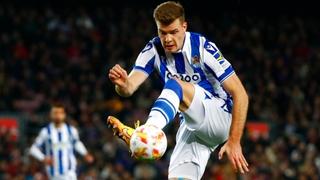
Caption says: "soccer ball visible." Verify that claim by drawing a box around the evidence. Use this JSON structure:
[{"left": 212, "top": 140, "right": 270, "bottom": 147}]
[{"left": 129, "top": 124, "right": 167, "bottom": 160}]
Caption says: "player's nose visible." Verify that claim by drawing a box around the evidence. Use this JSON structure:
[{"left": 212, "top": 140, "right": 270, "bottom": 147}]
[{"left": 164, "top": 35, "right": 172, "bottom": 43}]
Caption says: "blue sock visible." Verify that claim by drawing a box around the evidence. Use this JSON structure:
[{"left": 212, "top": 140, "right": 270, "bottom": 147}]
[{"left": 146, "top": 79, "right": 183, "bottom": 129}]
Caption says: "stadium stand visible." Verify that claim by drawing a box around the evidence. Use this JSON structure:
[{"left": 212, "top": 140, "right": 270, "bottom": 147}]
[{"left": 0, "top": 2, "right": 319, "bottom": 179}]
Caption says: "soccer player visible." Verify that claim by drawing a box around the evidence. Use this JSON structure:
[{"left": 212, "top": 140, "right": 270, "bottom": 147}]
[
  {"left": 108, "top": 1, "right": 249, "bottom": 179},
  {"left": 29, "top": 104, "right": 94, "bottom": 180}
]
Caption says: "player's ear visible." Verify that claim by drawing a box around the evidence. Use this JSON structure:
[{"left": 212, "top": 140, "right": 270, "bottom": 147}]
[{"left": 182, "top": 21, "right": 187, "bottom": 31}]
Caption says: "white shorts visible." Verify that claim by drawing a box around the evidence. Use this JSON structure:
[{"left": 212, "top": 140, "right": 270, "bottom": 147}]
[
  {"left": 49, "top": 171, "right": 77, "bottom": 180},
  {"left": 168, "top": 85, "right": 232, "bottom": 180}
]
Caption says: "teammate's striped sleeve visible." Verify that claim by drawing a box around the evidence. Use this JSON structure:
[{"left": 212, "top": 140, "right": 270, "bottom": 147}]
[
  {"left": 29, "top": 128, "right": 47, "bottom": 161},
  {"left": 71, "top": 127, "right": 88, "bottom": 156},
  {"left": 202, "top": 40, "right": 235, "bottom": 83},
  {"left": 133, "top": 41, "right": 156, "bottom": 76}
]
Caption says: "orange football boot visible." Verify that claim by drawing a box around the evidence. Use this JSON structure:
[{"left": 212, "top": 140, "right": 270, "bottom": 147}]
[{"left": 107, "top": 116, "right": 140, "bottom": 145}]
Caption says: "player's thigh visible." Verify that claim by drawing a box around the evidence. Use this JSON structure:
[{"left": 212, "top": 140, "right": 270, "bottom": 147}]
[
  {"left": 169, "top": 162, "right": 201, "bottom": 180},
  {"left": 174, "top": 79, "right": 195, "bottom": 111},
  {"left": 195, "top": 95, "right": 232, "bottom": 147},
  {"left": 181, "top": 85, "right": 208, "bottom": 130},
  {"left": 168, "top": 123, "right": 212, "bottom": 180}
]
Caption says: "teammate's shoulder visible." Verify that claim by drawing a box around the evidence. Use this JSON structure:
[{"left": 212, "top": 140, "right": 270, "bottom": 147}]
[
  {"left": 39, "top": 123, "right": 51, "bottom": 135},
  {"left": 42, "top": 123, "right": 52, "bottom": 130},
  {"left": 65, "top": 123, "right": 77, "bottom": 131}
]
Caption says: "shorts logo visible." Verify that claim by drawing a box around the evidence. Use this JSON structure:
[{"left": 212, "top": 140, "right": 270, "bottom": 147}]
[{"left": 166, "top": 71, "right": 201, "bottom": 83}]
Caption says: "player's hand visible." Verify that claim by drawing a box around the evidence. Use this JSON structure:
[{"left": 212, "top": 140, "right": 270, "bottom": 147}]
[
  {"left": 108, "top": 64, "right": 128, "bottom": 89},
  {"left": 43, "top": 156, "right": 53, "bottom": 166},
  {"left": 84, "top": 153, "right": 94, "bottom": 164},
  {"left": 218, "top": 140, "right": 249, "bottom": 174}
]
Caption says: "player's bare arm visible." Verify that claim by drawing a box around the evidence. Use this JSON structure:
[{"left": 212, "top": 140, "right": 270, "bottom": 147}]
[
  {"left": 84, "top": 153, "right": 94, "bottom": 163},
  {"left": 42, "top": 156, "right": 54, "bottom": 166},
  {"left": 108, "top": 64, "right": 148, "bottom": 97},
  {"left": 218, "top": 73, "right": 249, "bottom": 174}
]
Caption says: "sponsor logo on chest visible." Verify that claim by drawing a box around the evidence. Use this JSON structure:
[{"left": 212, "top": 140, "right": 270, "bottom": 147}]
[{"left": 166, "top": 71, "right": 201, "bottom": 83}]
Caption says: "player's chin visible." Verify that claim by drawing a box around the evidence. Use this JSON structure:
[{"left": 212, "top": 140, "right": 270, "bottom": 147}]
[{"left": 165, "top": 46, "right": 178, "bottom": 53}]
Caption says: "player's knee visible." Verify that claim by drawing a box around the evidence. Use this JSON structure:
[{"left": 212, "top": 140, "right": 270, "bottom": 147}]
[{"left": 164, "top": 79, "right": 183, "bottom": 101}]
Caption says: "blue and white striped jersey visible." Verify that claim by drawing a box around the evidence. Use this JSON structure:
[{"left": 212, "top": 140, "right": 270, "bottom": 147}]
[
  {"left": 30, "top": 123, "right": 88, "bottom": 178},
  {"left": 133, "top": 32, "right": 234, "bottom": 102}
]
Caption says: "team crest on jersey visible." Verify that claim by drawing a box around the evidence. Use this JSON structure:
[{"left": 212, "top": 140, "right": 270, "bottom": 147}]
[{"left": 192, "top": 55, "right": 201, "bottom": 68}]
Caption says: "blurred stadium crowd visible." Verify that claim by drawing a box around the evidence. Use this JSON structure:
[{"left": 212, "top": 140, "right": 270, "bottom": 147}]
[{"left": 0, "top": 2, "right": 320, "bottom": 180}]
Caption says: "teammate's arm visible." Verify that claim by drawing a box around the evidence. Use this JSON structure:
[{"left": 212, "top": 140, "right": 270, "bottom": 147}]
[
  {"left": 109, "top": 64, "right": 148, "bottom": 97},
  {"left": 72, "top": 128, "right": 94, "bottom": 163},
  {"left": 29, "top": 129, "right": 53, "bottom": 165},
  {"left": 218, "top": 74, "right": 249, "bottom": 174}
]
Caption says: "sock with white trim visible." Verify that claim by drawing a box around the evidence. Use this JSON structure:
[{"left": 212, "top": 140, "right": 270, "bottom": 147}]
[{"left": 145, "top": 79, "right": 183, "bottom": 129}]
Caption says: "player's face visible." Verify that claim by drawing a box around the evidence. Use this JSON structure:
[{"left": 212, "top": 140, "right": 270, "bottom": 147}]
[
  {"left": 50, "top": 107, "right": 66, "bottom": 124},
  {"left": 157, "top": 18, "right": 187, "bottom": 53}
]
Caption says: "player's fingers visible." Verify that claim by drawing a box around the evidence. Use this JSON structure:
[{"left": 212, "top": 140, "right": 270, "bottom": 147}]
[
  {"left": 109, "top": 68, "right": 118, "bottom": 75},
  {"left": 240, "top": 160, "right": 249, "bottom": 173},
  {"left": 235, "top": 155, "right": 248, "bottom": 174},
  {"left": 240, "top": 155, "right": 249, "bottom": 172},
  {"left": 241, "top": 154, "right": 249, "bottom": 167},
  {"left": 109, "top": 73, "right": 119, "bottom": 81},
  {"left": 119, "top": 67, "right": 127, "bottom": 77},
  {"left": 115, "top": 64, "right": 128, "bottom": 77},
  {"left": 235, "top": 157, "right": 245, "bottom": 174},
  {"left": 230, "top": 157, "right": 237, "bottom": 172},
  {"left": 115, "top": 64, "right": 123, "bottom": 70},
  {"left": 114, "top": 64, "right": 125, "bottom": 73},
  {"left": 112, "top": 66, "right": 124, "bottom": 77},
  {"left": 242, "top": 162, "right": 249, "bottom": 173},
  {"left": 109, "top": 69, "right": 121, "bottom": 78},
  {"left": 109, "top": 73, "right": 118, "bottom": 80},
  {"left": 218, "top": 147, "right": 225, "bottom": 160}
]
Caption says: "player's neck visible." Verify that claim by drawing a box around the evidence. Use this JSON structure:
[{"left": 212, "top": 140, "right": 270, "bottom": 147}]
[
  {"left": 175, "top": 33, "right": 186, "bottom": 53},
  {"left": 181, "top": 33, "right": 186, "bottom": 50},
  {"left": 53, "top": 122, "right": 64, "bottom": 128}
]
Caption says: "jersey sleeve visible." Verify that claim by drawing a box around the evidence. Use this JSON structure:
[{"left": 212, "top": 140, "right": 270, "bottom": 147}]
[
  {"left": 29, "top": 128, "right": 47, "bottom": 161},
  {"left": 71, "top": 127, "right": 88, "bottom": 156},
  {"left": 33, "top": 128, "right": 47, "bottom": 147},
  {"left": 133, "top": 41, "right": 156, "bottom": 76},
  {"left": 202, "top": 40, "right": 235, "bottom": 83}
]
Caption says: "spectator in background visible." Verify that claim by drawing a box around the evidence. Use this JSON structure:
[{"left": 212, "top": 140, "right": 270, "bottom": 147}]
[{"left": 0, "top": 3, "right": 319, "bottom": 179}]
